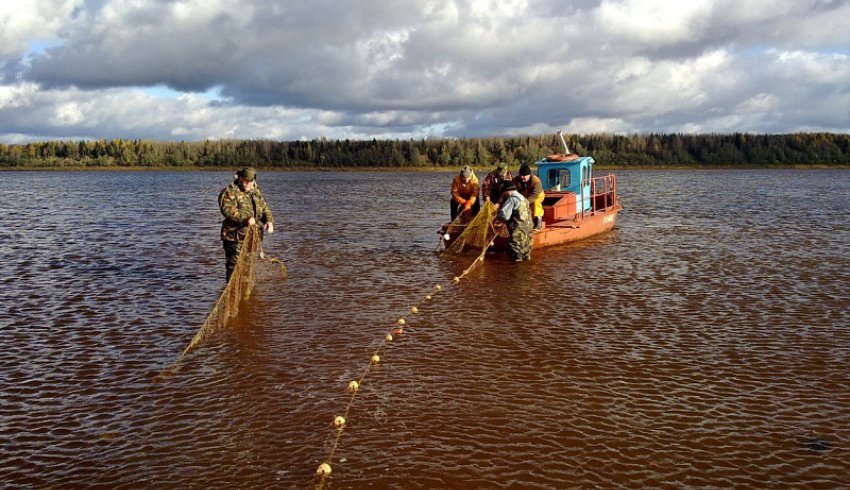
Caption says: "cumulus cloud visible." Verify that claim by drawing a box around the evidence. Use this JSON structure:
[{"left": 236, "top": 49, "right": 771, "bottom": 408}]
[
  {"left": 0, "top": 0, "right": 81, "bottom": 58},
  {"left": 1, "top": 0, "right": 849, "bottom": 142}
]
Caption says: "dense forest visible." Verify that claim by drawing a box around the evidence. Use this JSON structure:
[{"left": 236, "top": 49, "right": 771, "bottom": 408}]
[{"left": 1, "top": 132, "right": 848, "bottom": 169}]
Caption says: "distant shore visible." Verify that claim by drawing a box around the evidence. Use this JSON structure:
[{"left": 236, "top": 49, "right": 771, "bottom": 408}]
[
  {"left": 2, "top": 163, "right": 848, "bottom": 172},
  {"left": 4, "top": 133, "right": 848, "bottom": 170}
]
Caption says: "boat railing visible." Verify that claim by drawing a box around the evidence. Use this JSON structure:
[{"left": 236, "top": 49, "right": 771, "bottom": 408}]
[{"left": 585, "top": 174, "right": 618, "bottom": 215}]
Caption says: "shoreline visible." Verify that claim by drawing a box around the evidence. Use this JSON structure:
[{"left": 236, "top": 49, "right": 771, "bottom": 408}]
[{"left": 1, "top": 163, "right": 848, "bottom": 172}]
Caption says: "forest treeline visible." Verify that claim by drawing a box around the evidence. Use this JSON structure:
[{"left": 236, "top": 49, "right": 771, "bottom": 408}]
[{"left": 1, "top": 132, "right": 848, "bottom": 169}]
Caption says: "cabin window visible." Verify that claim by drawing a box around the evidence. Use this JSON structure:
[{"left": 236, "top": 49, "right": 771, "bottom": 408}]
[{"left": 548, "top": 169, "right": 571, "bottom": 189}]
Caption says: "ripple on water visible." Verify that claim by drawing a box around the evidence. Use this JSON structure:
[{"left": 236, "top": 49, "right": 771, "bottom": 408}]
[{"left": 0, "top": 169, "right": 848, "bottom": 488}]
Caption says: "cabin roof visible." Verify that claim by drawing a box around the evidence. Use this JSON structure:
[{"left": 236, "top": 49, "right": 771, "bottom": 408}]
[{"left": 534, "top": 156, "right": 595, "bottom": 170}]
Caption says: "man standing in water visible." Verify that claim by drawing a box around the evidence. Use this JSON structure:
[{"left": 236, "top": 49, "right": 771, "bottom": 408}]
[
  {"left": 218, "top": 167, "right": 274, "bottom": 282},
  {"left": 497, "top": 181, "right": 533, "bottom": 262}
]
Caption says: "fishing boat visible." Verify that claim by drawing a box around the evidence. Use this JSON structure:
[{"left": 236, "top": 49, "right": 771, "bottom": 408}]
[{"left": 440, "top": 131, "right": 621, "bottom": 253}]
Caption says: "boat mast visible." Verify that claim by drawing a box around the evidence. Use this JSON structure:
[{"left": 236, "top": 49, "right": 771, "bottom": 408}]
[{"left": 557, "top": 129, "right": 570, "bottom": 155}]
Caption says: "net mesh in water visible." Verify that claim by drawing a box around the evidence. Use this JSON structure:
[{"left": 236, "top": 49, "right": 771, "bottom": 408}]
[
  {"left": 444, "top": 201, "right": 500, "bottom": 254},
  {"left": 181, "top": 225, "right": 263, "bottom": 356},
  {"left": 155, "top": 226, "right": 286, "bottom": 378}
]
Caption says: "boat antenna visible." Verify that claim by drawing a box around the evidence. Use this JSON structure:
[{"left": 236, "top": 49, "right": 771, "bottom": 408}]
[{"left": 557, "top": 129, "right": 570, "bottom": 155}]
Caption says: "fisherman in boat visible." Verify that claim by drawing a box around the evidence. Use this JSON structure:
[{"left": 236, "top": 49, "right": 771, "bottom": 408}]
[
  {"left": 481, "top": 162, "right": 513, "bottom": 209},
  {"left": 514, "top": 164, "right": 545, "bottom": 231},
  {"left": 218, "top": 166, "right": 275, "bottom": 282},
  {"left": 496, "top": 181, "right": 533, "bottom": 262},
  {"left": 450, "top": 165, "right": 480, "bottom": 220}
]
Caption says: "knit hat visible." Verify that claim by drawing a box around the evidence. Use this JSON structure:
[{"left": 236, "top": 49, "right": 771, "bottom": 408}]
[
  {"left": 238, "top": 166, "right": 257, "bottom": 181},
  {"left": 502, "top": 181, "right": 517, "bottom": 192},
  {"left": 519, "top": 164, "right": 532, "bottom": 176}
]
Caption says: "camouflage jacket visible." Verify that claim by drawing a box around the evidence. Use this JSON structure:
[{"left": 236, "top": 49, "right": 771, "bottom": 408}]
[
  {"left": 498, "top": 191, "right": 532, "bottom": 231},
  {"left": 481, "top": 170, "right": 514, "bottom": 203},
  {"left": 218, "top": 179, "right": 274, "bottom": 242}
]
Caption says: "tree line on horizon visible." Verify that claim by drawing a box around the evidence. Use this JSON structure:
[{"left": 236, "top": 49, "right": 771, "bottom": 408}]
[{"left": 1, "top": 132, "right": 848, "bottom": 168}]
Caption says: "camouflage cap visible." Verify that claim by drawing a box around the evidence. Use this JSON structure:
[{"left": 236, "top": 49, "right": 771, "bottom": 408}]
[{"left": 238, "top": 166, "right": 257, "bottom": 181}]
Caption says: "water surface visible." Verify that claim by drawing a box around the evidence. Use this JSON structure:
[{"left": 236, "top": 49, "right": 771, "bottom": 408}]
[{"left": 1, "top": 169, "right": 848, "bottom": 488}]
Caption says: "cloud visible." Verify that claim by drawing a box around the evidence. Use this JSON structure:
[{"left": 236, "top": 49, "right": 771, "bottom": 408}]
[
  {"left": 0, "top": 0, "right": 80, "bottom": 58},
  {"left": 594, "top": 0, "right": 715, "bottom": 48},
  {"left": 1, "top": 0, "right": 849, "bottom": 143}
]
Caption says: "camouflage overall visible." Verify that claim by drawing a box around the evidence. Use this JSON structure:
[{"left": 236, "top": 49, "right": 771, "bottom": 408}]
[
  {"left": 219, "top": 179, "right": 274, "bottom": 281},
  {"left": 507, "top": 198, "right": 533, "bottom": 261}
]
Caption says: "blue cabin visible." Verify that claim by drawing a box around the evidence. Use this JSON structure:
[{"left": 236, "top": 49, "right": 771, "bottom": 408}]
[{"left": 534, "top": 156, "right": 594, "bottom": 213}]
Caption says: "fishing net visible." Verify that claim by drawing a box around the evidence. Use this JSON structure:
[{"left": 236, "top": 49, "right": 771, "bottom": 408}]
[
  {"left": 443, "top": 201, "right": 501, "bottom": 254},
  {"left": 179, "top": 225, "right": 285, "bottom": 357}
]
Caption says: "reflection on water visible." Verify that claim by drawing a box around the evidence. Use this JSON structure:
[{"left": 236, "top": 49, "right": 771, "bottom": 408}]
[{"left": 1, "top": 169, "right": 848, "bottom": 488}]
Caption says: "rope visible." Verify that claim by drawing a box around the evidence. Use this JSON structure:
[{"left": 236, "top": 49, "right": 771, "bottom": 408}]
[{"left": 314, "top": 240, "right": 493, "bottom": 488}]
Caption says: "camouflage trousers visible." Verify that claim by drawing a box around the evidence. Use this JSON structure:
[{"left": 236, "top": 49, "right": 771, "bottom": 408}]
[
  {"left": 508, "top": 222, "right": 533, "bottom": 261},
  {"left": 223, "top": 240, "right": 242, "bottom": 282}
]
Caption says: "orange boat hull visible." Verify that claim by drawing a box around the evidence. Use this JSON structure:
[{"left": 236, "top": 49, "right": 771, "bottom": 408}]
[
  {"left": 482, "top": 206, "right": 620, "bottom": 252},
  {"left": 440, "top": 206, "right": 621, "bottom": 252},
  {"left": 533, "top": 206, "right": 620, "bottom": 248}
]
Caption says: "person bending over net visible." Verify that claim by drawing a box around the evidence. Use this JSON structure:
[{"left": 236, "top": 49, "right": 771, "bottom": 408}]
[
  {"left": 450, "top": 165, "right": 480, "bottom": 220},
  {"left": 481, "top": 162, "right": 513, "bottom": 210},
  {"left": 497, "top": 181, "right": 533, "bottom": 262}
]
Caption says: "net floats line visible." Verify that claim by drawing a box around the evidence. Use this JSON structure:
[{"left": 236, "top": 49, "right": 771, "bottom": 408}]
[{"left": 314, "top": 241, "right": 493, "bottom": 489}]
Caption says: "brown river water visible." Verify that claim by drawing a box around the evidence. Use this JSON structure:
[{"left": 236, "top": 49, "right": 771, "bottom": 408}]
[{"left": 1, "top": 169, "right": 848, "bottom": 489}]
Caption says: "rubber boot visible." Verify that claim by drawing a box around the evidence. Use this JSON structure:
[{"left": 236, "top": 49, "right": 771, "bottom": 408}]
[{"left": 533, "top": 216, "right": 543, "bottom": 231}]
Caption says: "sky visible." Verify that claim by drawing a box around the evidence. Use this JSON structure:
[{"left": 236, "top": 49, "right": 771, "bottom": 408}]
[{"left": 1, "top": 0, "right": 849, "bottom": 144}]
